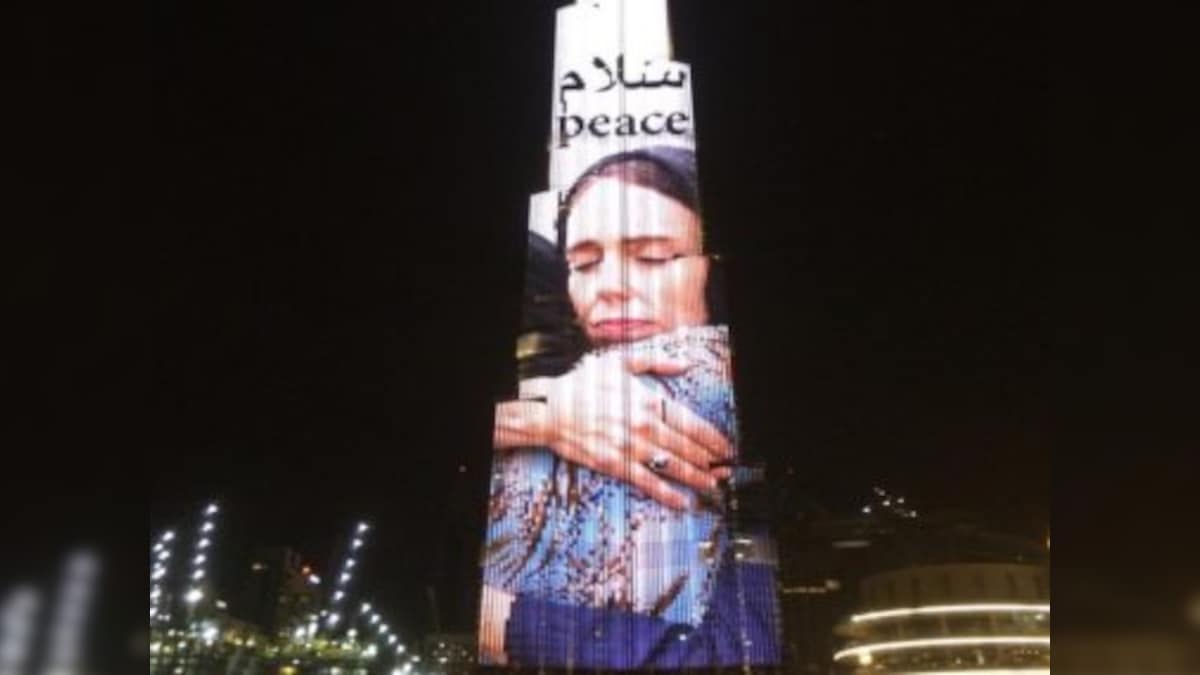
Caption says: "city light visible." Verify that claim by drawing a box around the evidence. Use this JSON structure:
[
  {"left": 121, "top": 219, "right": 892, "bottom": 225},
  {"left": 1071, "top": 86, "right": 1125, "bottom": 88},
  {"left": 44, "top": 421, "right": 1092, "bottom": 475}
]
[
  {"left": 150, "top": 502, "right": 416, "bottom": 675},
  {"left": 150, "top": 529, "right": 178, "bottom": 626},
  {"left": 833, "top": 636, "right": 1051, "bottom": 662},
  {"left": 849, "top": 603, "right": 1052, "bottom": 623}
]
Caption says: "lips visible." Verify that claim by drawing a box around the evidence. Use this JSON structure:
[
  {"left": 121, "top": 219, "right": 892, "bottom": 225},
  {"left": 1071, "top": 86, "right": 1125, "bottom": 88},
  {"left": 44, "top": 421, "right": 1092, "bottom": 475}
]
[{"left": 589, "top": 319, "right": 659, "bottom": 341}]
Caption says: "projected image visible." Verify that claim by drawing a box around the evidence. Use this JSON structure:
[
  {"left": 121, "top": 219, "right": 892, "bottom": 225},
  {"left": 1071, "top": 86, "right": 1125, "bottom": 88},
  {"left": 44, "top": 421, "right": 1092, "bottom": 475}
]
[{"left": 479, "top": 147, "right": 780, "bottom": 669}]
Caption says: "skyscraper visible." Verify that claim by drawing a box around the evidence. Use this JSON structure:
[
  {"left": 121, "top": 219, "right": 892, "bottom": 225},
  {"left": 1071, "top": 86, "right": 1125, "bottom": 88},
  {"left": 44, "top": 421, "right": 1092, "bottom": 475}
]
[{"left": 477, "top": 1, "right": 782, "bottom": 669}]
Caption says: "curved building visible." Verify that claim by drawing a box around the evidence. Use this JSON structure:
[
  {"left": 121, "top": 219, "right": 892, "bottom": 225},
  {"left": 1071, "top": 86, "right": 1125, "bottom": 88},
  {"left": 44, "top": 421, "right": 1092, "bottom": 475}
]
[{"left": 834, "top": 563, "right": 1049, "bottom": 674}]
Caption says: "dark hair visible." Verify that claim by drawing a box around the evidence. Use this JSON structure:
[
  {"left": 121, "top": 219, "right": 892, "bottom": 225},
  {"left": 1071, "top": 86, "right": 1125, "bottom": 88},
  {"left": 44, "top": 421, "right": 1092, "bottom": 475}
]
[
  {"left": 518, "top": 231, "right": 587, "bottom": 378},
  {"left": 554, "top": 147, "right": 728, "bottom": 325}
]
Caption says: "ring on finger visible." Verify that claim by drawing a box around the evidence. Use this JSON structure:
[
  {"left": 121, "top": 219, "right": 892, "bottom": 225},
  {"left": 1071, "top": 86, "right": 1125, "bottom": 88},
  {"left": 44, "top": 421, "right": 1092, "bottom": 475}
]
[{"left": 646, "top": 452, "right": 670, "bottom": 473}]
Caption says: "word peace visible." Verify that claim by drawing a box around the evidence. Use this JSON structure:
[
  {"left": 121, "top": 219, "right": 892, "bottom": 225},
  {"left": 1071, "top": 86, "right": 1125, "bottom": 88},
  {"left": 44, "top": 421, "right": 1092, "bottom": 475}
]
[{"left": 556, "top": 111, "right": 691, "bottom": 148}]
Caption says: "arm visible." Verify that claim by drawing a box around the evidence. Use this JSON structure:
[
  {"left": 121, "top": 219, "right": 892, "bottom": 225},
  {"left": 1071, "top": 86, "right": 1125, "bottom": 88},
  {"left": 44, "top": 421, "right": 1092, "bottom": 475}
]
[
  {"left": 491, "top": 354, "right": 733, "bottom": 509},
  {"left": 493, "top": 399, "right": 551, "bottom": 450}
]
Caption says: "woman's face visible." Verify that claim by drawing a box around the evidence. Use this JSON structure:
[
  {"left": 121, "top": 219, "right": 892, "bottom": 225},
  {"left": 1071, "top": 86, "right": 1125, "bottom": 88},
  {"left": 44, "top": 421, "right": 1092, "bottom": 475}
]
[{"left": 564, "top": 177, "right": 709, "bottom": 345}]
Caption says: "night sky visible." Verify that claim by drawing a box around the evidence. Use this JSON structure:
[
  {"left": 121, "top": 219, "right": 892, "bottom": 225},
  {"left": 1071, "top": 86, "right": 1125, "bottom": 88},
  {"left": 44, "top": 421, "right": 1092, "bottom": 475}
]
[{"left": 140, "top": 0, "right": 1052, "bottom": 639}]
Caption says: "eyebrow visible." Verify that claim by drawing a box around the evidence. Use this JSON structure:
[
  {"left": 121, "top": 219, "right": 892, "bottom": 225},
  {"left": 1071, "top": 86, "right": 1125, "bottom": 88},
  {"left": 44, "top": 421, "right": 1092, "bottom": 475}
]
[{"left": 566, "top": 236, "right": 676, "bottom": 255}]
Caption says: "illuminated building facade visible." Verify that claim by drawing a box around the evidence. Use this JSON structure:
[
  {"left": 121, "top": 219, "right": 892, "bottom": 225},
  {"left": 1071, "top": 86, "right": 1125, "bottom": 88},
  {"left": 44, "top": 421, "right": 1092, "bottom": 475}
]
[{"left": 477, "top": 0, "right": 782, "bottom": 669}]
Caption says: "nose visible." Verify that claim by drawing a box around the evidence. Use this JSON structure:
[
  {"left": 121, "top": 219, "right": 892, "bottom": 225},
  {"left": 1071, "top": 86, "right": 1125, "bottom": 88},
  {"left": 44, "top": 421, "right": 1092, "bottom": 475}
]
[{"left": 593, "top": 254, "right": 629, "bottom": 302}]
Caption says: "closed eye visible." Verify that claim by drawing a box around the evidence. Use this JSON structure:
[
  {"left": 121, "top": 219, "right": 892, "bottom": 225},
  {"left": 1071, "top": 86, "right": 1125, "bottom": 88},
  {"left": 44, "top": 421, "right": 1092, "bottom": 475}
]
[{"left": 637, "top": 253, "right": 684, "bottom": 265}]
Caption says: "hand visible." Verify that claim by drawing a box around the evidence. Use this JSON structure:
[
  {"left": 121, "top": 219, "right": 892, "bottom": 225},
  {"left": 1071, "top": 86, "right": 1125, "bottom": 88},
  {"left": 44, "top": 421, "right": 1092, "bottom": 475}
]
[
  {"left": 479, "top": 585, "right": 515, "bottom": 665},
  {"left": 534, "top": 350, "right": 734, "bottom": 509}
]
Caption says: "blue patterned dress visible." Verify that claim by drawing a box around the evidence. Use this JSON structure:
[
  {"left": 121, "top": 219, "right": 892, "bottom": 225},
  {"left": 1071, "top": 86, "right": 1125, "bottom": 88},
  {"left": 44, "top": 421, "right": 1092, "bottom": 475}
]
[{"left": 484, "top": 325, "right": 737, "bottom": 628}]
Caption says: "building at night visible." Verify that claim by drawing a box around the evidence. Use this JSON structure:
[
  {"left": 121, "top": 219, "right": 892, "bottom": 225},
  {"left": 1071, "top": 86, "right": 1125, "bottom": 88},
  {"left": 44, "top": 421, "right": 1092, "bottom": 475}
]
[
  {"left": 477, "top": 0, "right": 783, "bottom": 669},
  {"left": 771, "top": 486, "right": 1049, "bottom": 674},
  {"left": 833, "top": 563, "right": 1049, "bottom": 673},
  {"left": 238, "top": 546, "right": 322, "bottom": 638}
]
